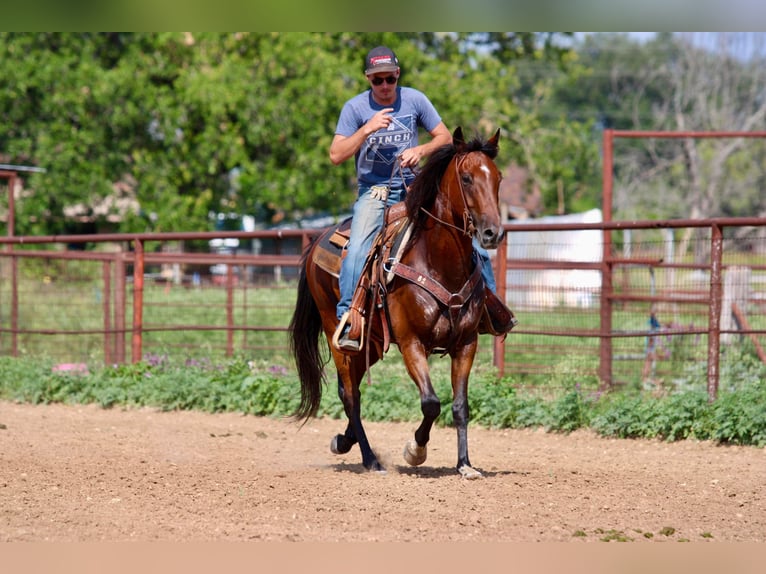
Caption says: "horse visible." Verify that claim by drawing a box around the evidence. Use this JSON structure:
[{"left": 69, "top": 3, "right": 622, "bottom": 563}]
[{"left": 289, "top": 127, "right": 503, "bottom": 478}]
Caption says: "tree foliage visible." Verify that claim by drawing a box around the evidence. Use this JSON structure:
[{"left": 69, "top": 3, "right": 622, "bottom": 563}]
[
  {"left": 12, "top": 33, "right": 765, "bottom": 238},
  {"left": 564, "top": 32, "right": 766, "bottom": 226},
  {"left": 1, "top": 32, "right": 599, "bottom": 236}
]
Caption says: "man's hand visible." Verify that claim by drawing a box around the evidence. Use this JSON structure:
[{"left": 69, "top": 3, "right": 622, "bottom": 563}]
[
  {"left": 365, "top": 108, "right": 394, "bottom": 135},
  {"left": 398, "top": 146, "right": 424, "bottom": 168}
]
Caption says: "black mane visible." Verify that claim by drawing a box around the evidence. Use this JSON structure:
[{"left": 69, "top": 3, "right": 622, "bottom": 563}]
[{"left": 404, "top": 132, "right": 499, "bottom": 229}]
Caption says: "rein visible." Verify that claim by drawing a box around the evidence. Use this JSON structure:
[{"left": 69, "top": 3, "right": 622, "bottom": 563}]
[{"left": 386, "top": 158, "right": 416, "bottom": 197}]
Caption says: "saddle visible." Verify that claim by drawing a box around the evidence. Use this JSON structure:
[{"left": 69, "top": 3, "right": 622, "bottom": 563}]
[
  {"left": 312, "top": 202, "right": 410, "bottom": 279},
  {"left": 313, "top": 202, "right": 410, "bottom": 355}
]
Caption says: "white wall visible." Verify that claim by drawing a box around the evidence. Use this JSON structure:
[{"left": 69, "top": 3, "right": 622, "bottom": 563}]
[{"left": 505, "top": 209, "right": 603, "bottom": 308}]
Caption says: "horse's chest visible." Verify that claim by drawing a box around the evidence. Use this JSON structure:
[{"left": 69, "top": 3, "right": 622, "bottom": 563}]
[{"left": 401, "top": 284, "right": 481, "bottom": 342}]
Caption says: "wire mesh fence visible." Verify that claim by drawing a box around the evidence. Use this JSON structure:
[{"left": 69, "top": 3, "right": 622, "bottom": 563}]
[
  {"left": 0, "top": 218, "right": 765, "bottom": 400},
  {"left": 498, "top": 219, "right": 766, "bottom": 397}
]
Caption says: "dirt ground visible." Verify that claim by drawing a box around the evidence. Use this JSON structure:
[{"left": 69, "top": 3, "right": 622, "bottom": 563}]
[{"left": 1, "top": 400, "right": 764, "bottom": 543}]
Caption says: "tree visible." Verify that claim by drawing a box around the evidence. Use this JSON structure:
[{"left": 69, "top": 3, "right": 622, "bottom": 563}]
[
  {"left": 568, "top": 33, "right": 766, "bottom": 225},
  {"left": 0, "top": 32, "right": 596, "bottom": 236},
  {"left": 580, "top": 33, "right": 766, "bottom": 259}
]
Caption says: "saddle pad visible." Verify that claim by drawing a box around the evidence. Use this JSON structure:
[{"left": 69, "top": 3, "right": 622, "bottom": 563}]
[{"left": 312, "top": 218, "right": 351, "bottom": 278}]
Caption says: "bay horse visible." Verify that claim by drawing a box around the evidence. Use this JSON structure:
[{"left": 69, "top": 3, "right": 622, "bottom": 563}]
[{"left": 289, "top": 127, "right": 503, "bottom": 478}]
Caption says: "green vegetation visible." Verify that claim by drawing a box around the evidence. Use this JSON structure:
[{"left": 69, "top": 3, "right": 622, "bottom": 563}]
[
  {"left": 3, "top": 33, "right": 764, "bottom": 238},
  {"left": 1, "top": 340, "right": 764, "bottom": 446},
  {"left": 2, "top": 268, "right": 765, "bottom": 448},
  {"left": 0, "top": 32, "right": 596, "bottom": 236}
]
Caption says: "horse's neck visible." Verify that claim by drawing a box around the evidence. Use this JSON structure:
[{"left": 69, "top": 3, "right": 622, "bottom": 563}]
[
  {"left": 433, "top": 183, "right": 473, "bottom": 250},
  {"left": 415, "top": 203, "right": 475, "bottom": 284}
]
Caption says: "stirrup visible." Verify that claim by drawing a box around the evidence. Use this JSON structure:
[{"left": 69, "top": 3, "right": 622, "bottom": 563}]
[{"left": 332, "top": 311, "right": 364, "bottom": 353}]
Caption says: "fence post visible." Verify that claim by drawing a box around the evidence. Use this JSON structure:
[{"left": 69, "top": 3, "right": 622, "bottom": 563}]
[
  {"left": 10, "top": 252, "right": 17, "bottom": 357},
  {"left": 4, "top": 171, "right": 18, "bottom": 357},
  {"left": 493, "top": 232, "right": 508, "bottom": 377},
  {"left": 103, "top": 260, "right": 112, "bottom": 365},
  {"left": 226, "top": 264, "right": 235, "bottom": 357},
  {"left": 114, "top": 252, "right": 126, "bottom": 364},
  {"left": 707, "top": 223, "right": 723, "bottom": 402},
  {"left": 131, "top": 238, "right": 144, "bottom": 363},
  {"left": 599, "top": 129, "right": 614, "bottom": 387}
]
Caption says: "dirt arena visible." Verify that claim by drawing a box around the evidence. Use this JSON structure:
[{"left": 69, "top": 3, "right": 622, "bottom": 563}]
[{"left": 1, "top": 400, "right": 764, "bottom": 542}]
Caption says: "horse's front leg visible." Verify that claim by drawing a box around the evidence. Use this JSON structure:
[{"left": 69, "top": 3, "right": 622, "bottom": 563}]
[
  {"left": 400, "top": 343, "right": 441, "bottom": 467},
  {"left": 451, "top": 339, "right": 483, "bottom": 479}
]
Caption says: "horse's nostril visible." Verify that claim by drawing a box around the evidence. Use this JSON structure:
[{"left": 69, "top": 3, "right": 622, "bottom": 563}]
[{"left": 479, "top": 226, "right": 503, "bottom": 249}]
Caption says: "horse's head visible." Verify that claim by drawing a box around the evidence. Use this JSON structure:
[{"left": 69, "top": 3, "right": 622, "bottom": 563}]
[{"left": 450, "top": 127, "right": 504, "bottom": 250}]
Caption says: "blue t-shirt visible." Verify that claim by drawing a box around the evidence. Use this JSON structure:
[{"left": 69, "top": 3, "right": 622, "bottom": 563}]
[{"left": 334, "top": 86, "right": 443, "bottom": 189}]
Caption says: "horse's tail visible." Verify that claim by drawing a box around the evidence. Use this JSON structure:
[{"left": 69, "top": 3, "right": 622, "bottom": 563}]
[{"left": 289, "top": 248, "right": 326, "bottom": 422}]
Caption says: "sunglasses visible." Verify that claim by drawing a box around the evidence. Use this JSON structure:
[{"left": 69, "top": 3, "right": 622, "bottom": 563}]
[{"left": 370, "top": 75, "right": 397, "bottom": 86}]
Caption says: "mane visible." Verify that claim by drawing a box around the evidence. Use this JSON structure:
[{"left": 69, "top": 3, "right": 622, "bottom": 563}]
[{"left": 404, "top": 133, "right": 499, "bottom": 229}]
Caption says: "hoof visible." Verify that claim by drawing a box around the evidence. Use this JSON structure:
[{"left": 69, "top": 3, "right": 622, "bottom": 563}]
[
  {"left": 330, "top": 434, "right": 354, "bottom": 454},
  {"left": 403, "top": 439, "right": 427, "bottom": 466},
  {"left": 458, "top": 465, "right": 483, "bottom": 480},
  {"left": 368, "top": 462, "right": 387, "bottom": 475}
]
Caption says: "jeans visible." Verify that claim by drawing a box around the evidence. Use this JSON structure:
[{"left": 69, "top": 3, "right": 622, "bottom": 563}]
[
  {"left": 337, "top": 185, "right": 405, "bottom": 319},
  {"left": 336, "top": 186, "right": 499, "bottom": 319},
  {"left": 474, "top": 240, "right": 497, "bottom": 293}
]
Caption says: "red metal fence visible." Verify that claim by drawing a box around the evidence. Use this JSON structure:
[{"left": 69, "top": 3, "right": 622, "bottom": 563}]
[
  {"left": 0, "top": 217, "right": 765, "bottom": 402},
  {"left": 2, "top": 130, "right": 765, "bottom": 401},
  {"left": 494, "top": 217, "right": 766, "bottom": 401},
  {"left": 0, "top": 229, "right": 311, "bottom": 366}
]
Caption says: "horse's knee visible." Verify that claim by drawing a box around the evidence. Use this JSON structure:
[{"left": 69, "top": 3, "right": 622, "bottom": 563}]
[{"left": 421, "top": 395, "right": 441, "bottom": 420}]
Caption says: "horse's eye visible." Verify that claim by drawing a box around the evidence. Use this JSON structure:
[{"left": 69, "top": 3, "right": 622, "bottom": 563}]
[{"left": 461, "top": 173, "right": 473, "bottom": 185}]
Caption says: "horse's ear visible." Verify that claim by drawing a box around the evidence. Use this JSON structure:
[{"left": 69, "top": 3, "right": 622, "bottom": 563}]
[
  {"left": 488, "top": 128, "right": 500, "bottom": 149},
  {"left": 452, "top": 126, "right": 465, "bottom": 148}
]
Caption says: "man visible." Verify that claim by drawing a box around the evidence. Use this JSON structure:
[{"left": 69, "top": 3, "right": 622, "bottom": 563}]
[{"left": 330, "top": 45, "right": 514, "bottom": 352}]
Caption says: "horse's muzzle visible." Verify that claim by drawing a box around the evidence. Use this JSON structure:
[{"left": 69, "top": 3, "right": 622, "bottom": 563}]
[{"left": 476, "top": 224, "right": 504, "bottom": 250}]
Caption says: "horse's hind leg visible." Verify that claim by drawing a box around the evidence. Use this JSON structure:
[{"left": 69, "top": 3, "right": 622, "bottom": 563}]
[
  {"left": 334, "top": 368, "right": 384, "bottom": 472},
  {"left": 330, "top": 374, "right": 357, "bottom": 454}
]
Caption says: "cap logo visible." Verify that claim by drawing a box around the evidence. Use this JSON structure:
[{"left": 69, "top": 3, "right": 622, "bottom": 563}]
[{"left": 370, "top": 55, "right": 394, "bottom": 67}]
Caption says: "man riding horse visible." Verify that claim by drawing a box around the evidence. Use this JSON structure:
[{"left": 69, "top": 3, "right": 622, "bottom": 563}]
[{"left": 328, "top": 45, "right": 516, "bottom": 353}]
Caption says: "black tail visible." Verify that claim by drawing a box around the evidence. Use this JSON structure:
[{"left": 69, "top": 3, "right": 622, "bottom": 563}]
[{"left": 288, "top": 248, "right": 326, "bottom": 421}]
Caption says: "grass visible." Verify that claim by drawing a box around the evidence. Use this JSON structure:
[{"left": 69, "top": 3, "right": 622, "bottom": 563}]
[
  {"left": 1, "top": 263, "right": 766, "bottom": 447},
  {"left": 0, "top": 343, "right": 765, "bottom": 446}
]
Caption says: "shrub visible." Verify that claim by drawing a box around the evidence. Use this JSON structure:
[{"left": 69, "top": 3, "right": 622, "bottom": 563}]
[{"left": 0, "top": 354, "right": 765, "bottom": 448}]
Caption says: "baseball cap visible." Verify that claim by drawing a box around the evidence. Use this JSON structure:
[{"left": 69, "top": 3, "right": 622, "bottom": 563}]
[{"left": 364, "top": 46, "right": 400, "bottom": 75}]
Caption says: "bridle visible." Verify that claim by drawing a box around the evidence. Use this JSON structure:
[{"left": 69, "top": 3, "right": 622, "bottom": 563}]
[{"left": 418, "top": 153, "right": 478, "bottom": 239}]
